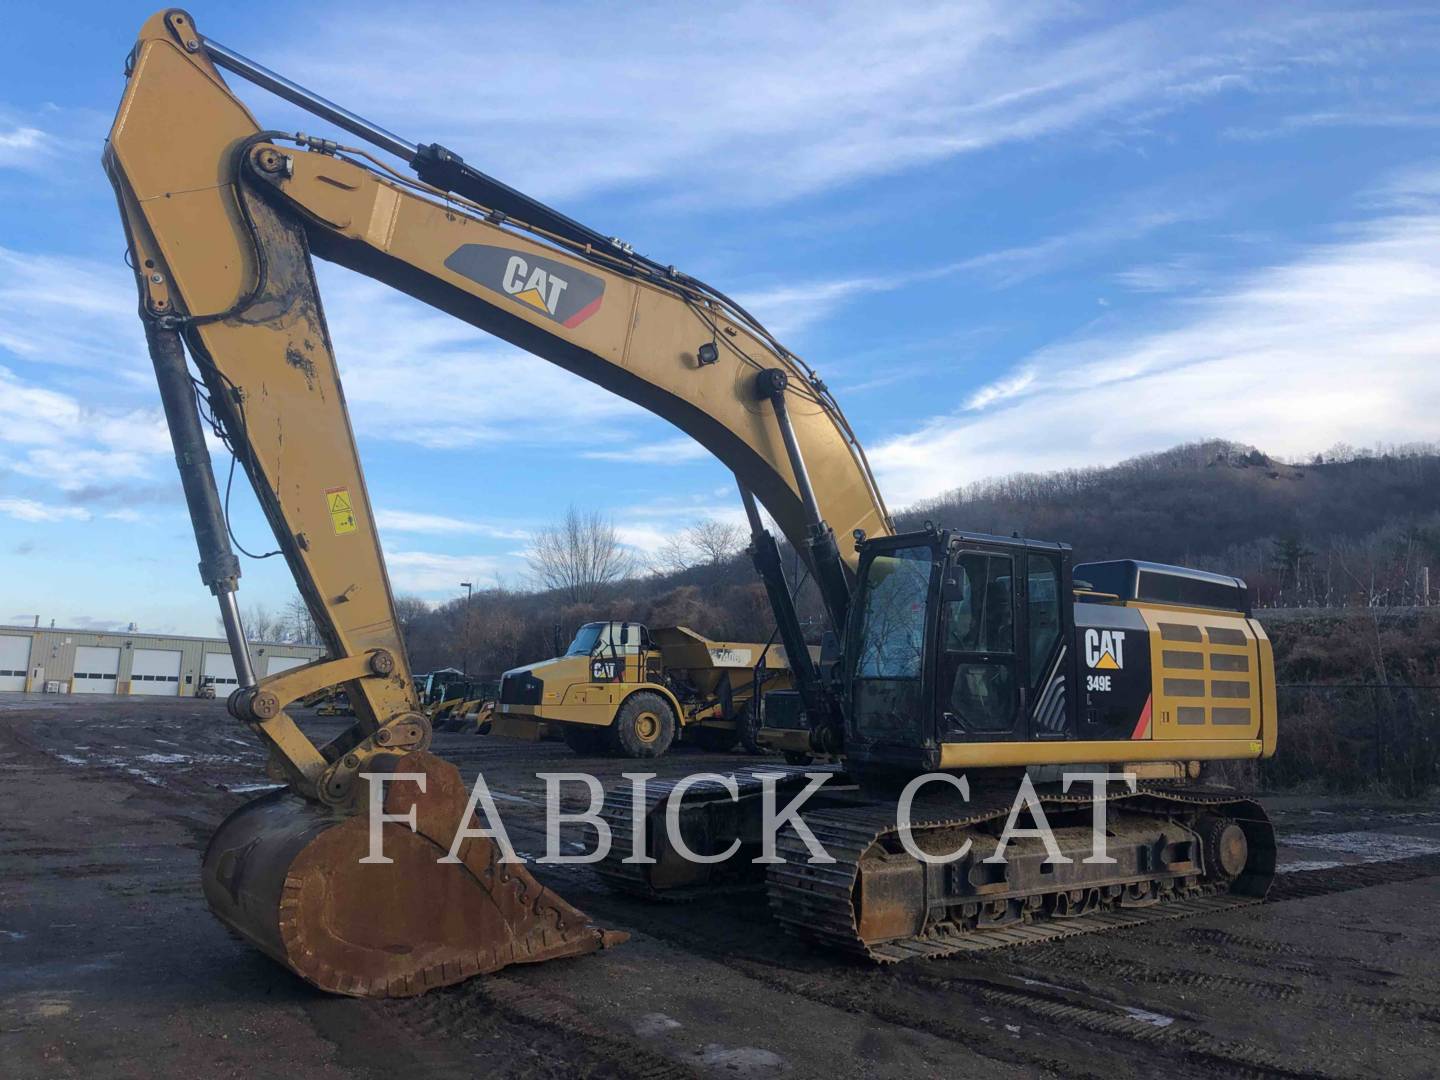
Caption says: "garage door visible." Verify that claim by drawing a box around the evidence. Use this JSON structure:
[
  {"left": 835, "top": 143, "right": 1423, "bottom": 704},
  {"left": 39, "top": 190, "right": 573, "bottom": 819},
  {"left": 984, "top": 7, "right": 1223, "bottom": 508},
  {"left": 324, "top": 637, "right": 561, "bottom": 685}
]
[
  {"left": 202, "top": 652, "right": 240, "bottom": 692},
  {"left": 73, "top": 645, "right": 121, "bottom": 694},
  {"left": 131, "top": 648, "right": 182, "bottom": 697},
  {"left": 0, "top": 635, "right": 31, "bottom": 692},
  {"left": 266, "top": 655, "right": 309, "bottom": 677}
]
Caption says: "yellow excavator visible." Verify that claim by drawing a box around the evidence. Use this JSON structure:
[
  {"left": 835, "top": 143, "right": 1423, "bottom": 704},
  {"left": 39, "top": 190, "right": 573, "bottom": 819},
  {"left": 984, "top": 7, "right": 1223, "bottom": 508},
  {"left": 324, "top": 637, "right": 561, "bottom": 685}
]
[{"left": 105, "top": 11, "right": 1277, "bottom": 996}]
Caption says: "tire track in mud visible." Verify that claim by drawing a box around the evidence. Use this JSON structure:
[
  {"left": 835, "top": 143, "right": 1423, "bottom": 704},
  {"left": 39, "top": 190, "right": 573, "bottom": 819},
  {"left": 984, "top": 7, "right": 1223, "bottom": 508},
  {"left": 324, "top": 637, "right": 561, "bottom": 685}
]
[
  {"left": 378, "top": 975, "right": 704, "bottom": 1080},
  {"left": 562, "top": 845, "right": 1440, "bottom": 1080},
  {"left": 571, "top": 891, "right": 1168, "bottom": 1080}
]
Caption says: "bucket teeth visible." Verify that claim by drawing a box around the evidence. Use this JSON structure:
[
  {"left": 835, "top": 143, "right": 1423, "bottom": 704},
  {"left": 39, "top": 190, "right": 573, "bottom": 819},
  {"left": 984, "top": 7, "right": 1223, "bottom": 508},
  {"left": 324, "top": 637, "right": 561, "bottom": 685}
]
[{"left": 202, "top": 750, "right": 624, "bottom": 997}]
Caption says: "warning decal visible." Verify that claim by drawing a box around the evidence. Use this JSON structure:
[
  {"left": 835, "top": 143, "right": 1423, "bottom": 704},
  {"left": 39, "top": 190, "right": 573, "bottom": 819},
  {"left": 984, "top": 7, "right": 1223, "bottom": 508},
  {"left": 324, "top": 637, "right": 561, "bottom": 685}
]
[{"left": 326, "top": 487, "right": 356, "bottom": 535}]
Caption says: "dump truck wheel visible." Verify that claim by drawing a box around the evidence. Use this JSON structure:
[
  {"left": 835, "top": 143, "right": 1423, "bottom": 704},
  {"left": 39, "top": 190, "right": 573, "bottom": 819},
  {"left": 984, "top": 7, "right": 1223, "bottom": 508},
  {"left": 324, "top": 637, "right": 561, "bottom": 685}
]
[
  {"left": 611, "top": 692, "right": 676, "bottom": 758},
  {"left": 562, "top": 723, "right": 610, "bottom": 756}
]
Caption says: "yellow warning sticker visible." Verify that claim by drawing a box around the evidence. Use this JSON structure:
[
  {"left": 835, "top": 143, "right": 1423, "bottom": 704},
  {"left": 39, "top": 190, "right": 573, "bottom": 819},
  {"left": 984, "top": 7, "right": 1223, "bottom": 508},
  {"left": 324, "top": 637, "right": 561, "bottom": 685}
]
[{"left": 326, "top": 488, "right": 356, "bottom": 535}]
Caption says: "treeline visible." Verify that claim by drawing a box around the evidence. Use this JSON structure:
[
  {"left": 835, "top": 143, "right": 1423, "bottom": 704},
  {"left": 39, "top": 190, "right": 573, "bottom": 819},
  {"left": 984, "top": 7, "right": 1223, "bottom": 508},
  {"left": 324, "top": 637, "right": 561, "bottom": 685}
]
[
  {"left": 267, "top": 439, "right": 1440, "bottom": 683},
  {"left": 1235, "top": 608, "right": 1440, "bottom": 798},
  {"left": 902, "top": 439, "right": 1440, "bottom": 610}
]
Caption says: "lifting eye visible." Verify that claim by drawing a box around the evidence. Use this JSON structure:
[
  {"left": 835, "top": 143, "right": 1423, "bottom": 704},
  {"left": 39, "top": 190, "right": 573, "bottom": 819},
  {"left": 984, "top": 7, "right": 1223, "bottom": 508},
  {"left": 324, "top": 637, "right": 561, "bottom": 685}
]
[{"left": 696, "top": 342, "right": 719, "bottom": 366}]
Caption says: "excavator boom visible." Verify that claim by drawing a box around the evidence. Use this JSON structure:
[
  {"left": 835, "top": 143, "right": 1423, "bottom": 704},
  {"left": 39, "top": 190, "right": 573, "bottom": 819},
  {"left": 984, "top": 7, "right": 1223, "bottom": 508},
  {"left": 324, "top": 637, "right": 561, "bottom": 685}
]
[{"left": 104, "top": 10, "right": 890, "bottom": 995}]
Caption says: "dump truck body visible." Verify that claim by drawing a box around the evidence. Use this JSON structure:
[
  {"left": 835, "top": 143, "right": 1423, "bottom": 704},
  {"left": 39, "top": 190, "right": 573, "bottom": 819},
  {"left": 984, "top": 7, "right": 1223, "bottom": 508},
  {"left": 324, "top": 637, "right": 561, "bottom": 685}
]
[{"left": 498, "top": 623, "right": 799, "bottom": 755}]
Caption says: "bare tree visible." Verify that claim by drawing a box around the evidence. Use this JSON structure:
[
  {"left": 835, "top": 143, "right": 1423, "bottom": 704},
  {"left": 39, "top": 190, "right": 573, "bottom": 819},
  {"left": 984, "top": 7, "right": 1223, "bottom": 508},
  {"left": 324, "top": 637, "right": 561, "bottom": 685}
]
[
  {"left": 648, "top": 518, "right": 745, "bottom": 576},
  {"left": 527, "top": 506, "right": 633, "bottom": 603},
  {"left": 279, "top": 596, "right": 324, "bottom": 646},
  {"left": 688, "top": 518, "right": 745, "bottom": 566},
  {"left": 240, "top": 603, "right": 283, "bottom": 643},
  {"left": 650, "top": 532, "right": 695, "bottom": 577}
]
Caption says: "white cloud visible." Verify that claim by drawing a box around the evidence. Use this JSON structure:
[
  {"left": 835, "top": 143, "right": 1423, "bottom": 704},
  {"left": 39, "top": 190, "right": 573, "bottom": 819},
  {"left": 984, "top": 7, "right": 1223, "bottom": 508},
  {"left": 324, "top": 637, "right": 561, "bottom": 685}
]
[
  {"left": 0, "top": 246, "right": 142, "bottom": 372},
  {"left": 581, "top": 438, "right": 710, "bottom": 465},
  {"left": 317, "top": 269, "right": 648, "bottom": 449},
  {"left": 737, "top": 199, "right": 1208, "bottom": 337},
  {"left": 1224, "top": 110, "right": 1440, "bottom": 143},
  {"left": 0, "top": 366, "right": 168, "bottom": 492},
  {"left": 871, "top": 169, "right": 1440, "bottom": 505},
  {"left": 0, "top": 125, "right": 50, "bottom": 169},
  {"left": 264, "top": 4, "right": 1373, "bottom": 205},
  {"left": 382, "top": 549, "right": 509, "bottom": 594},
  {"left": 375, "top": 508, "right": 529, "bottom": 539},
  {"left": 0, "top": 497, "right": 89, "bottom": 523},
  {"left": 965, "top": 369, "right": 1036, "bottom": 411}
]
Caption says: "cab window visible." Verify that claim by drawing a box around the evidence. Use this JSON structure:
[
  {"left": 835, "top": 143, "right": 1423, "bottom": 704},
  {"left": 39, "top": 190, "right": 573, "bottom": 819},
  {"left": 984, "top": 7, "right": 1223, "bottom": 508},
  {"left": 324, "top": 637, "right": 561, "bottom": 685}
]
[
  {"left": 940, "top": 552, "right": 1017, "bottom": 736},
  {"left": 1027, "top": 554, "right": 1061, "bottom": 683},
  {"left": 852, "top": 546, "right": 934, "bottom": 742}
]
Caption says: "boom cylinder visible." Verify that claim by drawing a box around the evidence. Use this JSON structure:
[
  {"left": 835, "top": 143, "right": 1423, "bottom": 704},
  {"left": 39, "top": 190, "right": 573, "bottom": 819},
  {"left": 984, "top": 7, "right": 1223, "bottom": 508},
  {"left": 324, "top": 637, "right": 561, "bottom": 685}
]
[
  {"left": 143, "top": 320, "right": 256, "bottom": 688},
  {"left": 756, "top": 369, "right": 851, "bottom": 634}
]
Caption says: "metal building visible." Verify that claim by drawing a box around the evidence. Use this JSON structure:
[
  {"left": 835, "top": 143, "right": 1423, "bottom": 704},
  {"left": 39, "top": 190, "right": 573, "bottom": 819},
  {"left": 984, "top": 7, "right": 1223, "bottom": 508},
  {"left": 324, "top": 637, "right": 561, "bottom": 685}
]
[{"left": 0, "top": 624, "right": 323, "bottom": 697}]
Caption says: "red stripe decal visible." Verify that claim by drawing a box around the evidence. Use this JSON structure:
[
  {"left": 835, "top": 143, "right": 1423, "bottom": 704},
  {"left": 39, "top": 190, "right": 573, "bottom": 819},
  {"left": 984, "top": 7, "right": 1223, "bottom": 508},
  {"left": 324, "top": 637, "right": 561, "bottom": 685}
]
[
  {"left": 563, "top": 295, "right": 603, "bottom": 328},
  {"left": 1130, "top": 695, "right": 1153, "bottom": 740}
]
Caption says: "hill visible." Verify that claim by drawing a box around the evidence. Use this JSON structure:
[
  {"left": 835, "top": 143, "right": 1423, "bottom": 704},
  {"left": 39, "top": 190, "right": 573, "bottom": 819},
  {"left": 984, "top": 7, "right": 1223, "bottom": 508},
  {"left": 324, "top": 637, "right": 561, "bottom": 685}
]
[
  {"left": 902, "top": 440, "right": 1440, "bottom": 608},
  {"left": 396, "top": 440, "right": 1440, "bottom": 677}
]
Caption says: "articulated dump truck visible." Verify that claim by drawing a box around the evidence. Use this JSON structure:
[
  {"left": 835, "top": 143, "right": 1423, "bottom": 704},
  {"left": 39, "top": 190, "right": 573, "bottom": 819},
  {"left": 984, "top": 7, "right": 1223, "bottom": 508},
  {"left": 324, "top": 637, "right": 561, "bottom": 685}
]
[{"left": 498, "top": 622, "right": 807, "bottom": 757}]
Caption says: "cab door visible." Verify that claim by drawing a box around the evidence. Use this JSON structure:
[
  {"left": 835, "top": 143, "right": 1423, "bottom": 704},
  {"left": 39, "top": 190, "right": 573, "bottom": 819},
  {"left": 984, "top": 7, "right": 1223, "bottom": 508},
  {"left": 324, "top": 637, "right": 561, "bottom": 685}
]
[
  {"left": 1023, "top": 548, "right": 1072, "bottom": 739},
  {"left": 937, "top": 547, "right": 1023, "bottom": 741},
  {"left": 592, "top": 622, "right": 644, "bottom": 683}
]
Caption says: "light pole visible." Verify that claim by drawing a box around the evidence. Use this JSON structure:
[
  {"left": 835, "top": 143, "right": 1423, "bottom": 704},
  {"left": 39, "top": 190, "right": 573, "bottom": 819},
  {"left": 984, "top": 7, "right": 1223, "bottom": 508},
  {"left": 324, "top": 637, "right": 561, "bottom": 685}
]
[{"left": 459, "top": 582, "right": 473, "bottom": 676}]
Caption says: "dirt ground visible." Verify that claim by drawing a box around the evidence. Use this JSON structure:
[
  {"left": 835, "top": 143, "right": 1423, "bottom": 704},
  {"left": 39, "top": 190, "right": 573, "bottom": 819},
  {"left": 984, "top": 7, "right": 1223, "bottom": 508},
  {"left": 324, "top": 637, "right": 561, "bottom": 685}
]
[{"left": 3, "top": 694, "right": 1439, "bottom": 1079}]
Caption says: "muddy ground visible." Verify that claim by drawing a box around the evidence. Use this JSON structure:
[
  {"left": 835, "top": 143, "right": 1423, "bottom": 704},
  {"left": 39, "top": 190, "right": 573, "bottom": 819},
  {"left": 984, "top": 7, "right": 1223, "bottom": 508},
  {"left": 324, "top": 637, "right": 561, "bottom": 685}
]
[{"left": 2, "top": 694, "right": 1439, "bottom": 1079}]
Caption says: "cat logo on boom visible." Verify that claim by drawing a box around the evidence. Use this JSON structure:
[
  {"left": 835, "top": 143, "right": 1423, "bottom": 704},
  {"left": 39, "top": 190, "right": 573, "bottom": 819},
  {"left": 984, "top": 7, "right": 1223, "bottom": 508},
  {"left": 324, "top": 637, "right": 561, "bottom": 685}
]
[{"left": 443, "top": 244, "right": 606, "bottom": 328}]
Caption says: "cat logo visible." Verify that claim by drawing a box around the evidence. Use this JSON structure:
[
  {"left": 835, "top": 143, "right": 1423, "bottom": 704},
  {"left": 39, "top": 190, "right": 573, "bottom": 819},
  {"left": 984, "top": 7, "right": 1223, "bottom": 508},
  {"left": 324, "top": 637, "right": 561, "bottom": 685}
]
[
  {"left": 1084, "top": 628, "right": 1125, "bottom": 670},
  {"left": 502, "top": 255, "right": 568, "bottom": 315},
  {"left": 444, "top": 244, "right": 605, "bottom": 328}
]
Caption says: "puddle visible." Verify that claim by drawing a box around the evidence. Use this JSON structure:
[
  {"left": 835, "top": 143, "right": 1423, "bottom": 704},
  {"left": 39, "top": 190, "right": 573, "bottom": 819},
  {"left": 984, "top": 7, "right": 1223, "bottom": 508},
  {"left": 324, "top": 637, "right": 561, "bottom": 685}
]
[
  {"left": 1282, "top": 831, "right": 1440, "bottom": 863},
  {"left": 1122, "top": 1007, "right": 1174, "bottom": 1028},
  {"left": 690, "top": 1044, "right": 785, "bottom": 1076},
  {"left": 227, "top": 783, "right": 283, "bottom": 794},
  {"left": 1018, "top": 976, "right": 1174, "bottom": 1029},
  {"left": 633, "top": 1012, "right": 682, "bottom": 1038},
  {"left": 1277, "top": 858, "right": 1343, "bottom": 873}
]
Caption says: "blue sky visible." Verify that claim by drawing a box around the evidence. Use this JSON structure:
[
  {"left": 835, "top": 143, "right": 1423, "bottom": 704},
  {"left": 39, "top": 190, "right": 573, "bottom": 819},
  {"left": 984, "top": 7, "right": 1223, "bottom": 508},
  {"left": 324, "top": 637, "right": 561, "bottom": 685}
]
[{"left": 2, "top": 2, "right": 1438, "bottom": 635}]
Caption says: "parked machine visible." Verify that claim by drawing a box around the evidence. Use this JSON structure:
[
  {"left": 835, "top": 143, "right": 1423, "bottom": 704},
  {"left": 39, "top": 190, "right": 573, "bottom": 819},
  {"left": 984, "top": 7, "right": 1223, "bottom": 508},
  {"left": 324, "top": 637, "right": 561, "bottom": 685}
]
[
  {"left": 498, "top": 622, "right": 802, "bottom": 756},
  {"left": 105, "top": 11, "right": 1277, "bottom": 998}
]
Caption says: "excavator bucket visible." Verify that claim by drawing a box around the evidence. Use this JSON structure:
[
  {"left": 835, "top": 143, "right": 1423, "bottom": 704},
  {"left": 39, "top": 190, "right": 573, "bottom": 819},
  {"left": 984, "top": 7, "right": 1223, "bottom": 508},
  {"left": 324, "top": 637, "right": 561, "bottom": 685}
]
[{"left": 202, "top": 750, "right": 624, "bottom": 996}]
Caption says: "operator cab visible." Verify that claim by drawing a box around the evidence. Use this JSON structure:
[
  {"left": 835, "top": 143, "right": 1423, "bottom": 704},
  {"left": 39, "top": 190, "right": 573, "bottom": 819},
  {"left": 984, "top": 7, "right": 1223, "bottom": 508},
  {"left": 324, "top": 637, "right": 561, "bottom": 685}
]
[
  {"left": 565, "top": 621, "right": 654, "bottom": 682},
  {"left": 845, "top": 528, "right": 1074, "bottom": 771},
  {"left": 566, "top": 621, "right": 652, "bottom": 656}
]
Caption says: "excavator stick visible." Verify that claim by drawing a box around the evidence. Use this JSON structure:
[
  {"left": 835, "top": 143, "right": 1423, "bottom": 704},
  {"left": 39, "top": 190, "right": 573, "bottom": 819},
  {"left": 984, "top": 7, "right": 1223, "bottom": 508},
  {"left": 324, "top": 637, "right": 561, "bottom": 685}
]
[
  {"left": 203, "top": 750, "right": 624, "bottom": 996},
  {"left": 103, "top": 11, "right": 637, "bottom": 996}
]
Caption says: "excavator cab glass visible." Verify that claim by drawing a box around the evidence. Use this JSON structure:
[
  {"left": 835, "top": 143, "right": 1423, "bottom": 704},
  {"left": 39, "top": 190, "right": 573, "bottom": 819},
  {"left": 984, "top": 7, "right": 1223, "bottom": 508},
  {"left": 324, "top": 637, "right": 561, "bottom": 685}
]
[
  {"left": 849, "top": 541, "right": 939, "bottom": 747},
  {"left": 939, "top": 552, "right": 1019, "bottom": 736},
  {"left": 846, "top": 532, "right": 1076, "bottom": 764}
]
